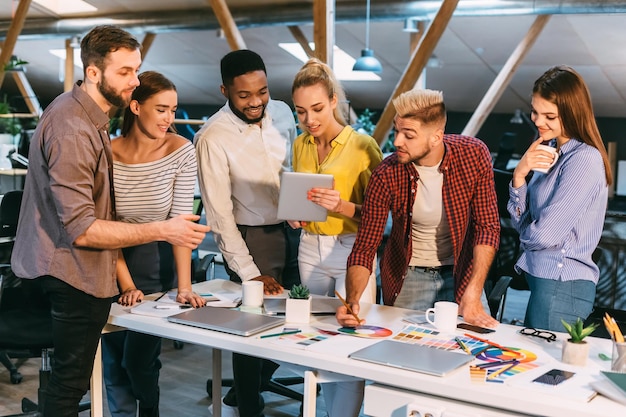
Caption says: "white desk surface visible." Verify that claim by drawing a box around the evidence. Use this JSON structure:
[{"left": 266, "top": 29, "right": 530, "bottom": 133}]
[{"left": 105, "top": 280, "right": 625, "bottom": 417}]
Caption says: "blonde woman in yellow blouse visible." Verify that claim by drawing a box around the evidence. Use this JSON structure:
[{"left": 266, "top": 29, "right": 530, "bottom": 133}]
[{"left": 289, "top": 58, "right": 382, "bottom": 417}]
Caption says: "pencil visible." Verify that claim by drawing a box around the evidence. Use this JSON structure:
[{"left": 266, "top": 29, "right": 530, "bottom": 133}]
[
  {"left": 486, "top": 361, "right": 518, "bottom": 380},
  {"left": 463, "top": 333, "right": 522, "bottom": 357},
  {"left": 334, "top": 291, "right": 362, "bottom": 323}
]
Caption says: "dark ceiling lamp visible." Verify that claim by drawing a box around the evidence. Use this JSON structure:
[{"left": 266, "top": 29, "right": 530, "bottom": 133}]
[{"left": 353, "top": 0, "right": 382, "bottom": 73}]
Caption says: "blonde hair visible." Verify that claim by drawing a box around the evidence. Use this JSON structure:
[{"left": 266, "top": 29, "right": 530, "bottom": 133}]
[
  {"left": 392, "top": 88, "right": 446, "bottom": 127},
  {"left": 292, "top": 58, "right": 348, "bottom": 125}
]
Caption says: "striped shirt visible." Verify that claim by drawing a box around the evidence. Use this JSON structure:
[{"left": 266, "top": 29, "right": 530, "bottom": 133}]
[
  {"left": 347, "top": 135, "right": 500, "bottom": 305},
  {"left": 113, "top": 140, "right": 197, "bottom": 223},
  {"left": 507, "top": 138, "right": 608, "bottom": 283}
]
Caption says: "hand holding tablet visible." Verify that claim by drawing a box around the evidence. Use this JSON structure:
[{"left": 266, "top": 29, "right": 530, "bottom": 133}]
[{"left": 277, "top": 172, "right": 334, "bottom": 222}]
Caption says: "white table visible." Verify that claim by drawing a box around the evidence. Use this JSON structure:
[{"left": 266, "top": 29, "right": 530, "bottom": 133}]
[{"left": 94, "top": 280, "right": 626, "bottom": 417}]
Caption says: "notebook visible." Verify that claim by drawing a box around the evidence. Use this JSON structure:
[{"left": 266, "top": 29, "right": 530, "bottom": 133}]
[
  {"left": 167, "top": 306, "right": 284, "bottom": 337},
  {"left": 348, "top": 339, "right": 474, "bottom": 377},
  {"left": 277, "top": 172, "right": 334, "bottom": 221},
  {"left": 264, "top": 296, "right": 342, "bottom": 315}
]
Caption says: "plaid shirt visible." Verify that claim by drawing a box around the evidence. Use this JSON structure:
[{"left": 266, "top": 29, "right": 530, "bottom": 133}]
[{"left": 347, "top": 134, "right": 500, "bottom": 305}]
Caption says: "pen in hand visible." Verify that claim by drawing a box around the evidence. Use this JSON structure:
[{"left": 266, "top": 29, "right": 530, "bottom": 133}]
[{"left": 334, "top": 290, "right": 362, "bottom": 324}]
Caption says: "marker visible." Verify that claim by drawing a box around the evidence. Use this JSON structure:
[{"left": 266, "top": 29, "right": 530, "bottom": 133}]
[
  {"left": 476, "top": 359, "right": 519, "bottom": 369},
  {"left": 334, "top": 291, "right": 362, "bottom": 323},
  {"left": 260, "top": 330, "right": 301, "bottom": 339},
  {"left": 455, "top": 337, "right": 472, "bottom": 355},
  {"left": 154, "top": 304, "right": 193, "bottom": 310}
]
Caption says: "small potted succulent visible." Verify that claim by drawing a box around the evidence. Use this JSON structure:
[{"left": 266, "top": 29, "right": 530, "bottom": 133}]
[
  {"left": 285, "top": 284, "right": 312, "bottom": 323},
  {"left": 561, "top": 317, "right": 599, "bottom": 366}
]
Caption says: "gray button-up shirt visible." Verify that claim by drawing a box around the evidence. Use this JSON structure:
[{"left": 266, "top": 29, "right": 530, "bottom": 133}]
[{"left": 11, "top": 82, "right": 118, "bottom": 298}]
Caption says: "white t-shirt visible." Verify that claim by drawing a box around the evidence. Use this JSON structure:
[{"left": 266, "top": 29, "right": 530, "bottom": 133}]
[{"left": 410, "top": 161, "right": 454, "bottom": 267}]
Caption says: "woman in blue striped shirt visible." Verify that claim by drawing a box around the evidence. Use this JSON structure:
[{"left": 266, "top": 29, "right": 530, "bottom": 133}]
[{"left": 508, "top": 65, "right": 612, "bottom": 332}]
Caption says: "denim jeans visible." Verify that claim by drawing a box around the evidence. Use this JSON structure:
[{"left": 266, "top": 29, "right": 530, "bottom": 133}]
[
  {"left": 394, "top": 266, "right": 454, "bottom": 310},
  {"left": 38, "top": 275, "right": 112, "bottom": 417},
  {"left": 102, "top": 330, "right": 162, "bottom": 417},
  {"left": 523, "top": 273, "right": 596, "bottom": 332}
]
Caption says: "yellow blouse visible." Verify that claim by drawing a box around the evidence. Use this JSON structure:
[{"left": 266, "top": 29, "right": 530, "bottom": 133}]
[{"left": 292, "top": 125, "right": 382, "bottom": 235}]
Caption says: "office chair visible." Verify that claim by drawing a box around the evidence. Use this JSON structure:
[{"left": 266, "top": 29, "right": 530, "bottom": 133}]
[
  {"left": 0, "top": 190, "right": 27, "bottom": 384},
  {"left": 0, "top": 190, "right": 90, "bottom": 416},
  {"left": 0, "top": 270, "right": 55, "bottom": 416}
]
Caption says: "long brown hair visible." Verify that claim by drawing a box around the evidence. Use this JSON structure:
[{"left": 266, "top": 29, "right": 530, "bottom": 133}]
[{"left": 533, "top": 65, "right": 612, "bottom": 185}]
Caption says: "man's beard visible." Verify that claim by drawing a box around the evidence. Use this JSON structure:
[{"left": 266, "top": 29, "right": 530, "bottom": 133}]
[
  {"left": 228, "top": 100, "right": 265, "bottom": 124},
  {"left": 99, "top": 76, "right": 131, "bottom": 109}
]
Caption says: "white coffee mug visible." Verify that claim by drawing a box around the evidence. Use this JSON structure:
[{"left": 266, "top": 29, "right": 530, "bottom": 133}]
[
  {"left": 425, "top": 301, "right": 459, "bottom": 332},
  {"left": 241, "top": 280, "right": 264, "bottom": 307},
  {"left": 532, "top": 144, "right": 559, "bottom": 174}
]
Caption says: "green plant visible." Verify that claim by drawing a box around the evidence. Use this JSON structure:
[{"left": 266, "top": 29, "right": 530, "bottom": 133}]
[
  {"left": 0, "top": 95, "right": 22, "bottom": 136},
  {"left": 561, "top": 317, "right": 599, "bottom": 343},
  {"left": 288, "top": 284, "right": 310, "bottom": 299}
]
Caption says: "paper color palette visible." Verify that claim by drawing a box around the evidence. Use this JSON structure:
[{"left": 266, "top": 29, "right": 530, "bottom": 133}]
[
  {"left": 281, "top": 331, "right": 332, "bottom": 347},
  {"left": 393, "top": 325, "right": 489, "bottom": 352},
  {"left": 338, "top": 325, "right": 393, "bottom": 338}
]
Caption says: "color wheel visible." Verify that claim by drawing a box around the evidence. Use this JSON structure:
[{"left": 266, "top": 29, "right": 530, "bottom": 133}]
[
  {"left": 338, "top": 325, "right": 392, "bottom": 338},
  {"left": 476, "top": 346, "right": 537, "bottom": 363}
]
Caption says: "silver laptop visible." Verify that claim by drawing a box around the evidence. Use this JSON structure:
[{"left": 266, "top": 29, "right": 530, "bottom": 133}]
[
  {"left": 167, "top": 307, "right": 284, "bottom": 337},
  {"left": 277, "top": 172, "right": 334, "bottom": 221},
  {"left": 348, "top": 340, "right": 474, "bottom": 377},
  {"left": 264, "top": 297, "right": 342, "bottom": 315}
]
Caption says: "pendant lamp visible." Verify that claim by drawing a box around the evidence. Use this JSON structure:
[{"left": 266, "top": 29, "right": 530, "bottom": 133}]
[{"left": 353, "top": 0, "right": 382, "bottom": 73}]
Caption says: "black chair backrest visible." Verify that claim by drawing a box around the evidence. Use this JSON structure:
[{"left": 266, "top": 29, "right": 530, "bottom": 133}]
[{"left": 0, "top": 190, "right": 23, "bottom": 238}]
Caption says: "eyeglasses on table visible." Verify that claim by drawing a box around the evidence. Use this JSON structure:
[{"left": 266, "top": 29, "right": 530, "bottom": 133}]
[{"left": 519, "top": 327, "right": 557, "bottom": 342}]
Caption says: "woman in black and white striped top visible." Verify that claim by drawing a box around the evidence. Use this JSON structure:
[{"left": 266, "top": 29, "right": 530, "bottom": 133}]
[{"left": 102, "top": 71, "right": 206, "bottom": 417}]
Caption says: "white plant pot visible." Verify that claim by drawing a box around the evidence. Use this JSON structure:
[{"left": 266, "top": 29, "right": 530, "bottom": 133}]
[
  {"left": 561, "top": 339, "right": 589, "bottom": 366},
  {"left": 285, "top": 296, "right": 312, "bottom": 323}
]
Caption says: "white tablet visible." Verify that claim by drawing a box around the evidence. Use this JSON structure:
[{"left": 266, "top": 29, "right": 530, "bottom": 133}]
[{"left": 277, "top": 172, "right": 334, "bottom": 222}]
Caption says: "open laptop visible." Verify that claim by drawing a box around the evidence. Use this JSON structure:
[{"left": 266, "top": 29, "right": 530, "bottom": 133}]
[
  {"left": 348, "top": 339, "right": 474, "bottom": 377},
  {"left": 167, "top": 307, "right": 284, "bottom": 337},
  {"left": 277, "top": 172, "right": 334, "bottom": 221},
  {"left": 264, "top": 296, "right": 342, "bottom": 316}
]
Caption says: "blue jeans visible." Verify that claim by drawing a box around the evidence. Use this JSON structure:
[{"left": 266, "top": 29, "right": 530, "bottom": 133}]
[
  {"left": 38, "top": 276, "right": 112, "bottom": 417},
  {"left": 523, "top": 272, "right": 596, "bottom": 332},
  {"left": 394, "top": 266, "right": 454, "bottom": 310},
  {"left": 102, "top": 330, "right": 162, "bottom": 417}
]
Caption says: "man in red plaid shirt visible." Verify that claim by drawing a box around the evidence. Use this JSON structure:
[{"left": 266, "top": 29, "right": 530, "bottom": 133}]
[{"left": 337, "top": 88, "right": 500, "bottom": 329}]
